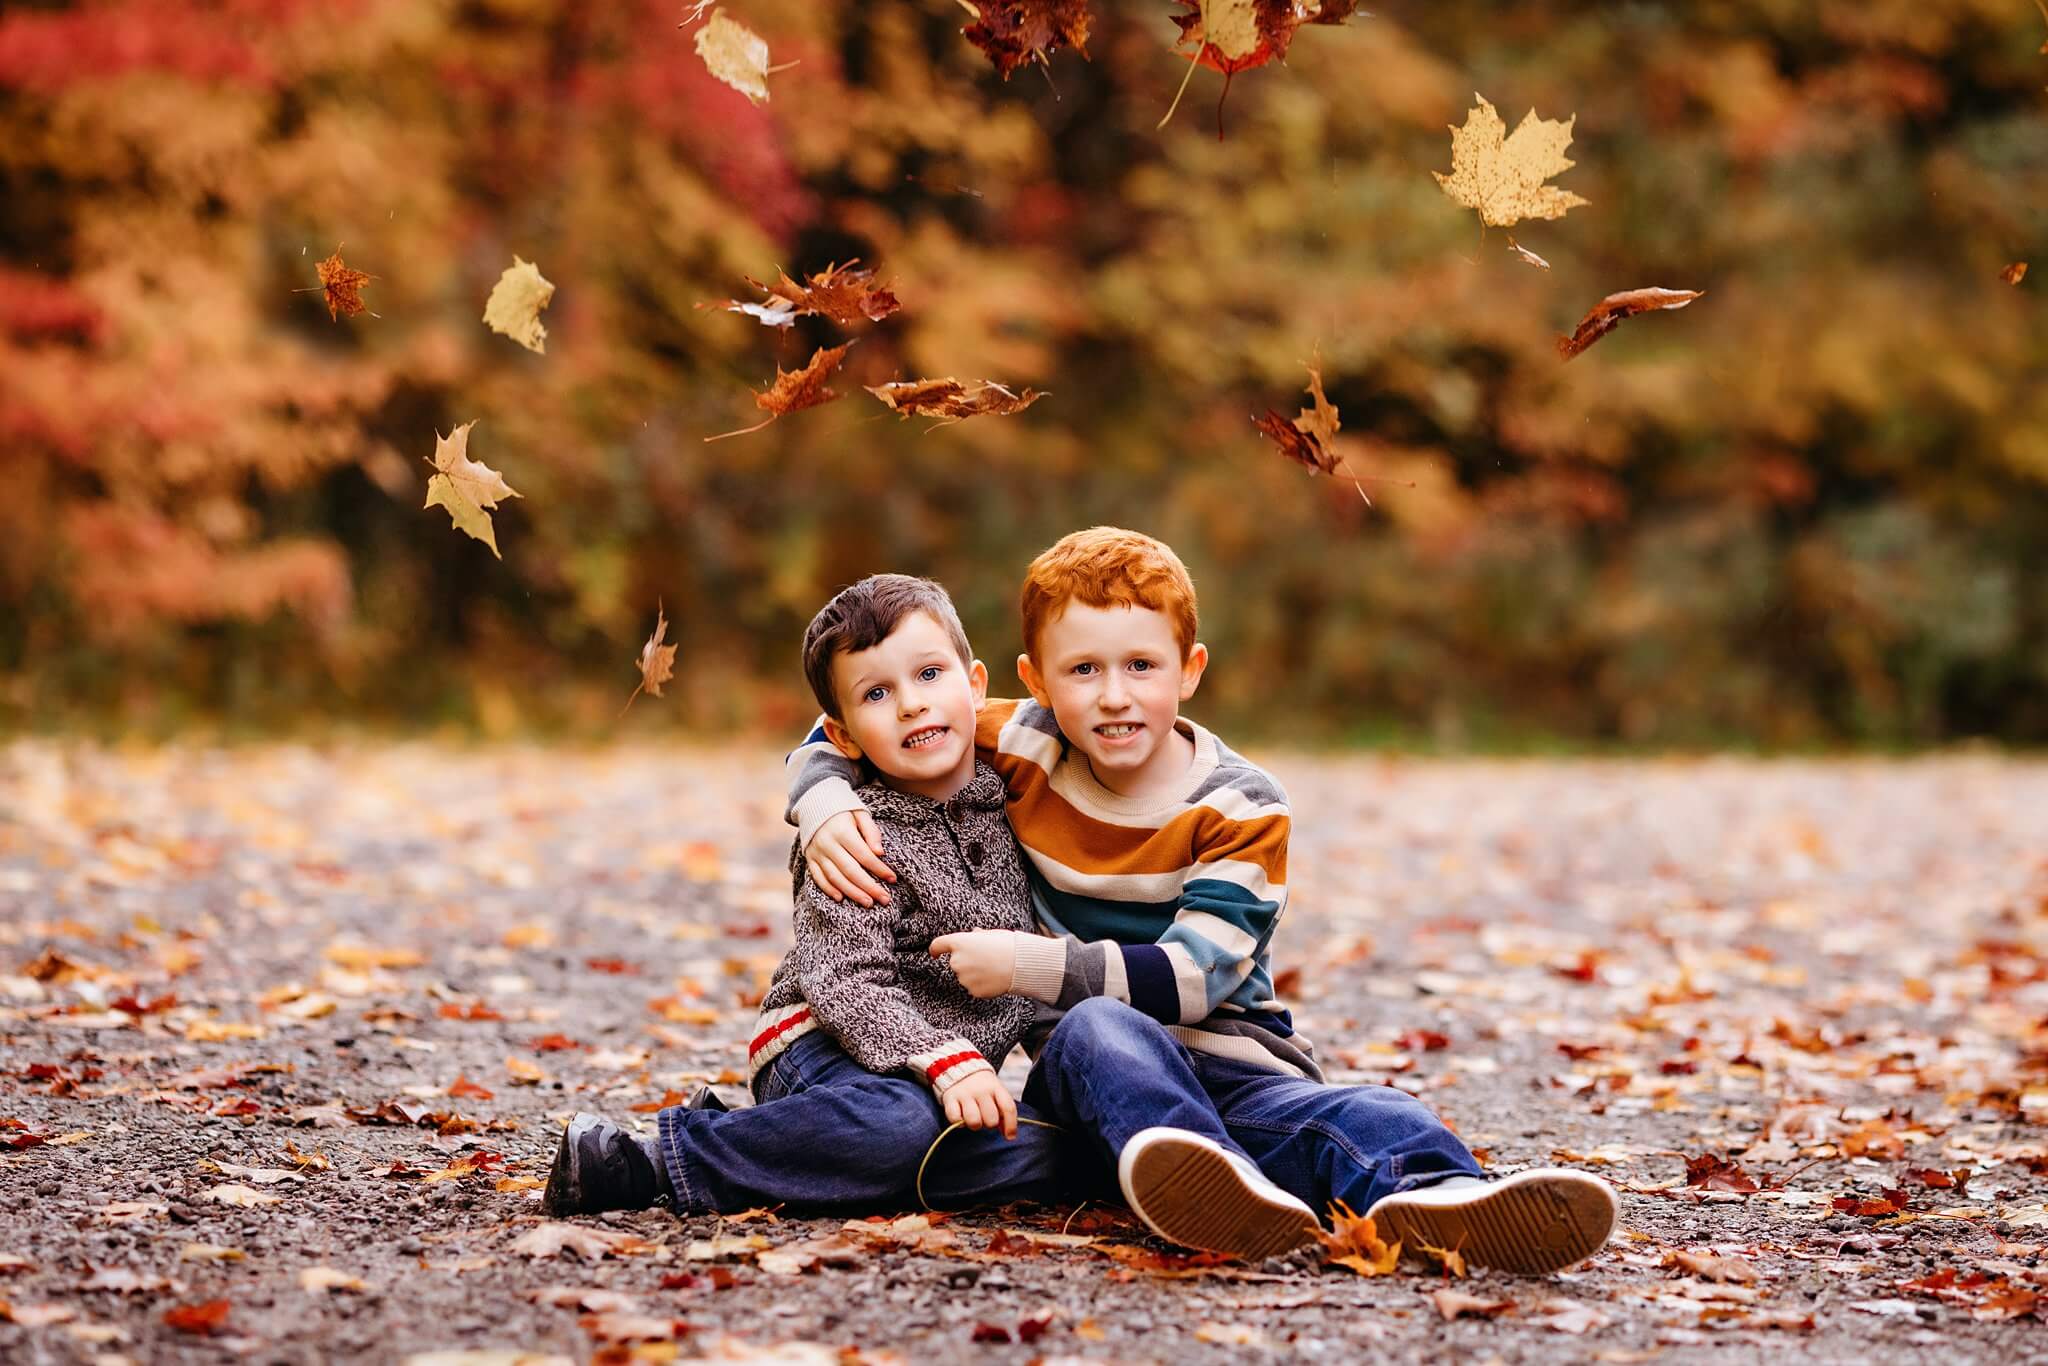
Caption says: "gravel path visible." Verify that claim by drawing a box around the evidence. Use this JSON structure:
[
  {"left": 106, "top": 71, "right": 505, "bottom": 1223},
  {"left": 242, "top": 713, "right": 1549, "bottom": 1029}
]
[{"left": 2, "top": 743, "right": 2044, "bottom": 1363}]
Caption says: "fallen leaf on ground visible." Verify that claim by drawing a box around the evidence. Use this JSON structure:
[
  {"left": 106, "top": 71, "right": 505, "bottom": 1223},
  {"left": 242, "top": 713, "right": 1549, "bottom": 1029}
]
[
  {"left": 162, "top": 1299, "right": 231, "bottom": 1335},
  {"left": 1558, "top": 288, "right": 1703, "bottom": 360},
  {"left": 326, "top": 941, "right": 425, "bottom": 971},
  {"left": 1663, "top": 1249, "right": 1760, "bottom": 1282},
  {"left": 311, "top": 249, "right": 373, "bottom": 321},
  {"left": 1193, "top": 1320, "right": 1263, "bottom": 1344},
  {"left": 623, "top": 604, "right": 677, "bottom": 714},
  {"left": 508, "top": 1224, "right": 649, "bottom": 1261},
  {"left": 299, "top": 1266, "right": 368, "bottom": 1294},
  {"left": 1529, "top": 1296, "right": 1612, "bottom": 1333},
  {"left": 482, "top": 256, "right": 555, "bottom": 353},
  {"left": 1320, "top": 1200, "right": 1401, "bottom": 1276},
  {"left": 95, "top": 1201, "right": 168, "bottom": 1222},
  {"left": 2, "top": 1302, "right": 78, "bottom": 1326},
  {"left": 1432, "top": 1287, "right": 1514, "bottom": 1321},
  {"left": 706, "top": 343, "right": 854, "bottom": 442},
  {"left": 1419, "top": 1240, "right": 1468, "bottom": 1278},
  {"left": 1435, "top": 93, "right": 1589, "bottom": 229},
  {"left": 754, "top": 1234, "right": 867, "bottom": 1276},
  {"left": 179, "top": 1244, "right": 245, "bottom": 1262},
  {"left": 1684, "top": 1152, "right": 1759, "bottom": 1193},
  {"left": 423, "top": 422, "right": 521, "bottom": 559},
  {"left": 199, "top": 1160, "right": 304, "bottom": 1185},
  {"left": 505, "top": 1056, "right": 546, "bottom": 1085},
  {"left": 686, "top": 1234, "right": 771, "bottom": 1261},
  {"left": 962, "top": 0, "right": 1092, "bottom": 78},
  {"left": 696, "top": 10, "right": 775, "bottom": 104},
  {"left": 866, "top": 378, "right": 1044, "bottom": 424},
  {"left": 205, "top": 1183, "right": 282, "bottom": 1207},
  {"left": 448, "top": 1076, "right": 494, "bottom": 1101},
  {"left": 581, "top": 1310, "right": 688, "bottom": 1342},
  {"left": 79, "top": 1267, "right": 183, "bottom": 1294}
]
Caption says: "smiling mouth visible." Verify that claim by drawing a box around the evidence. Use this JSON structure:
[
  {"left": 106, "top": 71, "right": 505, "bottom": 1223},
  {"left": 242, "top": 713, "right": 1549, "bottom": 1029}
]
[
  {"left": 1095, "top": 723, "right": 1142, "bottom": 739},
  {"left": 902, "top": 726, "right": 949, "bottom": 750}
]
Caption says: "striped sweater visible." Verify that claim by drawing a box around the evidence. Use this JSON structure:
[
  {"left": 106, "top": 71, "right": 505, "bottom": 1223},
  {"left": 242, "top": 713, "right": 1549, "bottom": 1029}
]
[
  {"left": 788, "top": 698, "right": 1322, "bottom": 1081},
  {"left": 749, "top": 760, "right": 1039, "bottom": 1099}
]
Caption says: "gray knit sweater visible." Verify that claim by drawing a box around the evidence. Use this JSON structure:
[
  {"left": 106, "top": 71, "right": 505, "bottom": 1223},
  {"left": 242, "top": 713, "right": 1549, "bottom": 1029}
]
[{"left": 746, "top": 761, "right": 1038, "bottom": 1098}]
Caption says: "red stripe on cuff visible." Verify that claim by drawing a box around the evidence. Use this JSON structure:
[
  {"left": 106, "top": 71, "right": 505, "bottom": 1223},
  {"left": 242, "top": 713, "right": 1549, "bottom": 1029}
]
[
  {"left": 749, "top": 1007, "right": 812, "bottom": 1057},
  {"left": 924, "top": 1050, "right": 983, "bottom": 1081}
]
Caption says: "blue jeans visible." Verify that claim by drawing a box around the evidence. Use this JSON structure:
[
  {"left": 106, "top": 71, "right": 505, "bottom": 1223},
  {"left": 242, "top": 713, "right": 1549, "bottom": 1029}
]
[
  {"left": 655, "top": 1030, "right": 1107, "bottom": 1215},
  {"left": 1020, "top": 998, "right": 1487, "bottom": 1215}
]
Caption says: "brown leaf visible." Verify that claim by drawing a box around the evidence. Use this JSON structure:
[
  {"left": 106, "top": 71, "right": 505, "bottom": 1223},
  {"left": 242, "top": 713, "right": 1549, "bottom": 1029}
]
[
  {"left": 1684, "top": 1152, "right": 1759, "bottom": 1193},
  {"left": 865, "top": 378, "right": 1045, "bottom": 424},
  {"left": 1164, "top": 1, "right": 1355, "bottom": 137},
  {"left": 312, "top": 250, "right": 373, "bottom": 321},
  {"left": 298, "top": 1266, "right": 368, "bottom": 1295},
  {"left": 508, "top": 1223, "right": 646, "bottom": 1261},
  {"left": 1663, "top": 1249, "right": 1760, "bottom": 1282},
  {"left": 623, "top": 603, "right": 678, "bottom": 714},
  {"left": 1432, "top": 1287, "right": 1514, "bottom": 1321},
  {"left": 706, "top": 343, "right": 854, "bottom": 442},
  {"left": 712, "top": 261, "right": 899, "bottom": 329},
  {"left": 2002, "top": 262, "right": 2028, "bottom": 286},
  {"left": 448, "top": 1076, "right": 494, "bottom": 1101},
  {"left": 1507, "top": 236, "right": 1553, "bottom": 270},
  {"left": 962, "top": 0, "right": 1092, "bottom": 78},
  {"left": 1435, "top": 94, "right": 1589, "bottom": 229},
  {"left": 1558, "top": 287, "right": 1703, "bottom": 360},
  {"left": 1253, "top": 359, "right": 1384, "bottom": 506}
]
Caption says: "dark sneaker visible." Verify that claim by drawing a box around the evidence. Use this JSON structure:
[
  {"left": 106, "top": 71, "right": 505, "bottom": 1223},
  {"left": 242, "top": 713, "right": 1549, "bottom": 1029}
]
[
  {"left": 1116, "top": 1126, "right": 1321, "bottom": 1260},
  {"left": 542, "top": 1113, "right": 671, "bottom": 1217},
  {"left": 1364, "top": 1169, "right": 1618, "bottom": 1275},
  {"left": 684, "top": 1085, "right": 729, "bottom": 1113}
]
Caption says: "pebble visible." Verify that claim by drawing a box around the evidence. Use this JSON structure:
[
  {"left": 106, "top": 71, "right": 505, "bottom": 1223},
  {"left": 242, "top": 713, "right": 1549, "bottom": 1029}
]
[
  {"left": 36, "top": 1180, "right": 59, "bottom": 1196},
  {"left": 397, "top": 1237, "right": 425, "bottom": 1255}
]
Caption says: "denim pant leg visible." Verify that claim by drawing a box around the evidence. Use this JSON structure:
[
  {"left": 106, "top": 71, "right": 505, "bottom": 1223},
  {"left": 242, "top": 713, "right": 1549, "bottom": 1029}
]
[
  {"left": 914, "top": 1096, "right": 1111, "bottom": 1210},
  {"left": 658, "top": 1033, "right": 1074, "bottom": 1214},
  {"left": 1194, "top": 1054, "right": 1487, "bottom": 1217},
  {"left": 1020, "top": 997, "right": 1252, "bottom": 1172}
]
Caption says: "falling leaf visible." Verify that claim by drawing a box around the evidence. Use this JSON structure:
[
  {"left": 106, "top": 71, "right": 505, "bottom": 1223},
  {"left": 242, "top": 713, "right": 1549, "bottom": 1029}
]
[
  {"left": 710, "top": 261, "right": 900, "bottom": 329},
  {"left": 507, "top": 1223, "right": 647, "bottom": 1261},
  {"left": 423, "top": 421, "right": 522, "bottom": 558},
  {"left": 1558, "top": 287, "right": 1703, "bottom": 360},
  {"left": 205, "top": 1183, "right": 282, "bottom": 1207},
  {"left": 1163, "top": 1, "right": 1357, "bottom": 138},
  {"left": 695, "top": 10, "right": 773, "bottom": 104},
  {"left": 2002, "top": 262, "right": 2028, "bottom": 286},
  {"left": 865, "top": 378, "right": 1045, "bottom": 424},
  {"left": 482, "top": 257, "right": 555, "bottom": 354},
  {"left": 1432, "top": 1287, "right": 1514, "bottom": 1321},
  {"left": 299, "top": 1266, "right": 368, "bottom": 1295},
  {"left": 162, "top": 1299, "right": 232, "bottom": 1335},
  {"left": 705, "top": 343, "right": 853, "bottom": 442},
  {"left": 1434, "top": 93, "right": 1590, "bottom": 229},
  {"left": 960, "top": 0, "right": 1093, "bottom": 78},
  {"left": 1252, "top": 359, "right": 1379, "bottom": 506},
  {"left": 311, "top": 249, "right": 373, "bottom": 321},
  {"left": 623, "top": 603, "right": 677, "bottom": 714},
  {"left": 1320, "top": 1200, "right": 1401, "bottom": 1276},
  {"left": 1507, "top": 236, "right": 1552, "bottom": 270}
]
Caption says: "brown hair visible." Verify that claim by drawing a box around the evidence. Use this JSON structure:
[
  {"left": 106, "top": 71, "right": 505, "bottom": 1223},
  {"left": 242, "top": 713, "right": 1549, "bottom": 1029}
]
[
  {"left": 802, "top": 574, "right": 974, "bottom": 719},
  {"left": 1018, "top": 527, "right": 1198, "bottom": 663}
]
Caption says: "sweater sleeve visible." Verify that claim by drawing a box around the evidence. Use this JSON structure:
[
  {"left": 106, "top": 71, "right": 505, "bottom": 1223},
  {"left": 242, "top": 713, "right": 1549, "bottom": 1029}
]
[
  {"left": 1009, "top": 807, "right": 1290, "bottom": 1028},
  {"left": 787, "top": 874, "right": 993, "bottom": 1098}
]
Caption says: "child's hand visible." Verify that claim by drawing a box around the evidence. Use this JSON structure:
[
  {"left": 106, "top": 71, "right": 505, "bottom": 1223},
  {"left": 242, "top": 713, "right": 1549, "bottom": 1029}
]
[
  {"left": 941, "top": 1070, "right": 1018, "bottom": 1139},
  {"left": 929, "top": 930, "right": 1017, "bottom": 998},
  {"left": 805, "top": 810, "right": 897, "bottom": 907}
]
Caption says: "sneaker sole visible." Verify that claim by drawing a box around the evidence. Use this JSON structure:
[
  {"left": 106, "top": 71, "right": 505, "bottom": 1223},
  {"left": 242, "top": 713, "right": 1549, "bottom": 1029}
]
[
  {"left": 542, "top": 1115, "right": 595, "bottom": 1217},
  {"left": 1368, "top": 1171, "right": 1616, "bottom": 1275},
  {"left": 1124, "top": 1137, "right": 1320, "bottom": 1261}
]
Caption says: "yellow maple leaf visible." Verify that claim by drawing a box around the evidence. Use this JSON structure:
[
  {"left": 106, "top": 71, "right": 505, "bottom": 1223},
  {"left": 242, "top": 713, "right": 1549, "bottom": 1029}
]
[
  {"left": 423, "top": 421, "right": 521, "bottom": 559},
  {"left": 1434, "top": 92, "right": 1589, "bottom": 229},
  {"left": 482, "top": 256, "right": 555, "bottom": 354},
  {"left": 696, "top": 10, "right": 772, "bottom": 104}
]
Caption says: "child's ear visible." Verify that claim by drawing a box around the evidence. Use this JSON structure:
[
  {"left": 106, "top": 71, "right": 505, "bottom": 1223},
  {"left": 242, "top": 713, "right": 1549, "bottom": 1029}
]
[
  {"left": 1177, "top": 642, "right": 1210, "bottom": 701},
  {"left": 821, "top": 716, "right": 864, "bottom": 761},
  {"left": 1016, "top": 652, "right": 1052, "bottom": 708},
  {"left": 967, "top": 658, "right": 988, "bottom": 708}
]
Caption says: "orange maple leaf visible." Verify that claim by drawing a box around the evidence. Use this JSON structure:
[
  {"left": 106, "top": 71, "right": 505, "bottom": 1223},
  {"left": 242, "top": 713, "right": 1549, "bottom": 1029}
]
[
  {"left": 622, "top": 602, "right": 678, "bottom": 714},
  {"left": 710, "top": 260, "right": 900, "bottom": 329},
  {"left": 1319, "top": 1199, "right": 1401, "bottom": 1275},
  {"left": 866, "top": 377, "right": 1045, "bottom": 424},
  {"left": 705, "top": 342, "right": 855, "bottom": 442},
  {"left": 312, "top": 249, "right": 373, "bottom": 321}
]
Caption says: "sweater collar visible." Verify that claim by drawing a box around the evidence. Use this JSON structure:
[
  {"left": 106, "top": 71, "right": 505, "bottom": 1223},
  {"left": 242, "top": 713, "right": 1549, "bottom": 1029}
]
[{"left": 857, "top": 759, "right": 1007, "bottom": 825}]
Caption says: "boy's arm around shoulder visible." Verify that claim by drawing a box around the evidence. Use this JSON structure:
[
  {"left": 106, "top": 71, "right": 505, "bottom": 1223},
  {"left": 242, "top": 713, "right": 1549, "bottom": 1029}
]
[
  {"left": 1007, "top": 771, "right": 1291, "bottom": 1029},
  {"left": 787, "top": 843, "right": 997, "bottom": 1100}
]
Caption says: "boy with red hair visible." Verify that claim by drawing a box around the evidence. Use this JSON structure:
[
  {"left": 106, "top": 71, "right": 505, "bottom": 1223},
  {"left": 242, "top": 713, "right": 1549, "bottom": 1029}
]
[{"left": 795, "top": 527, "right": 1618, "bottom": 1271}]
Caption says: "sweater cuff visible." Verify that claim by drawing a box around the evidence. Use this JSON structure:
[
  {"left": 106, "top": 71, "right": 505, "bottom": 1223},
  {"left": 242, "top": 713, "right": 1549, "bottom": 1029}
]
[
  {"left": 912, "top": 1043, "right": 993, "bottom": 1097},
  {"left": 793, "top": 778, "right": 865, "bottom": 853},
  {"left": 1010, "top": 933, "right": 1068, "bottom": 1004}
]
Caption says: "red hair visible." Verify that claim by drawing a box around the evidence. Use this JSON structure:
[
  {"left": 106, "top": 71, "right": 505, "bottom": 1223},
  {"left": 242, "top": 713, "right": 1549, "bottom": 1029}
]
[{"left": 1019, "top": 527, "right": 1198, "bottom": 662}]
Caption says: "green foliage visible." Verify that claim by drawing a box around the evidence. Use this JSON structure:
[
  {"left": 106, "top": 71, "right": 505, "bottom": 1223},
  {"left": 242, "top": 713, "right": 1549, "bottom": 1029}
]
[{"left": 1, "top": 0, "right": 2044, "bottom": 745}]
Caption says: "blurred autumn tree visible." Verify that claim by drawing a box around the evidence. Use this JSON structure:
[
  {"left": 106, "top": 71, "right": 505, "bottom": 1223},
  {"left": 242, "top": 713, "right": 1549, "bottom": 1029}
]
[{"left": 2, "top": 0, "right": 2044, "bottom": 745}]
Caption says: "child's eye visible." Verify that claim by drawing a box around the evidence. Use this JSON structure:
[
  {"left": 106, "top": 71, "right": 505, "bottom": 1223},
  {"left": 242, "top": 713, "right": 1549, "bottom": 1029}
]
[
  {"left": 1129, "top": 659, "right": 1154, "bottom": 672},
  {"left": 1072, "top": 663, "right": 1096, "bottom": 676},
  {"left": 864, "top": 686, "right": 887, "bottom": 703},
  {"left": 919, "top": 665, "right": 941, "bottom": 682}
]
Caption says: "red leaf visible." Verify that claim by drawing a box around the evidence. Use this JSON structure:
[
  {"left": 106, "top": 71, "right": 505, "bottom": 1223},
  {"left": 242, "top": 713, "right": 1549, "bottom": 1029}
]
[{"left": 163, "top": 1299, "right": 232, "bottom": 1335}]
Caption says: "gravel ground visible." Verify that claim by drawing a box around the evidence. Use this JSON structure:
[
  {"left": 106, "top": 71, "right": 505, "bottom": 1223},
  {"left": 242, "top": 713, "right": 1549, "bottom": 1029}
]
[{"left": 1, "top": 743, "right": 2044, "bottom": 1364}]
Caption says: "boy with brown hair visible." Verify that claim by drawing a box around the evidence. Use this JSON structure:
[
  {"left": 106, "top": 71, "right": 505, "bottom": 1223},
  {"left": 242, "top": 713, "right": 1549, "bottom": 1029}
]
[
  {"left": 793, "top": 527, "right": 1619, "bottom": 1270},
  {"left": 544, "top": 574, "right": 1089, "bottom": 1216}
]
